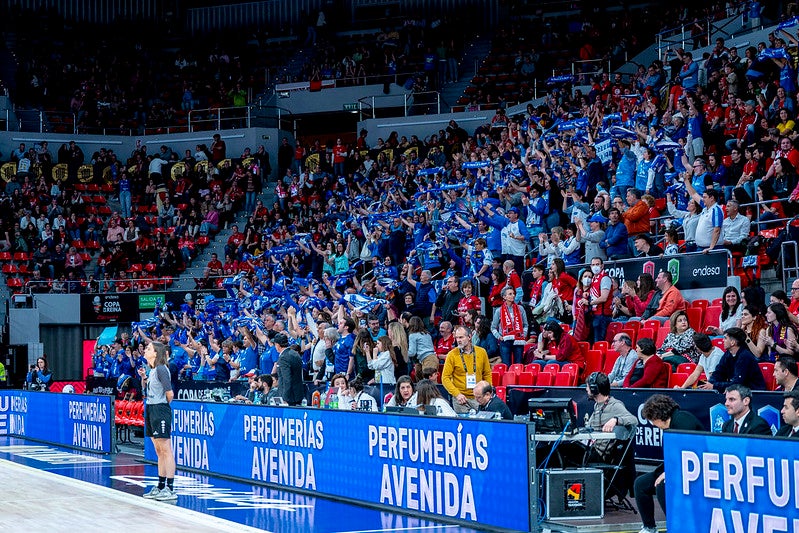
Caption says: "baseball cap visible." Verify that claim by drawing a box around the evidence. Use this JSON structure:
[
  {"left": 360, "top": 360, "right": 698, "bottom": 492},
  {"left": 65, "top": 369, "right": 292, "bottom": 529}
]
[
  {"left": 507, "top": 207, "right": 520, "bottom": 215},
  {"left": 588, "top": 213, "right": 608, "bottom": 224},
  {"left": 245, "top": 369, "right": 259, "bottom": 377}
]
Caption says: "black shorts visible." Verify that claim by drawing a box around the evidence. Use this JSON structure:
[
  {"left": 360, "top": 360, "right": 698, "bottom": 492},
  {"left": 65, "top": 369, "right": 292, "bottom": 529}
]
[{"left": 144, "top": 403, "right": 172, "bottom": 439}]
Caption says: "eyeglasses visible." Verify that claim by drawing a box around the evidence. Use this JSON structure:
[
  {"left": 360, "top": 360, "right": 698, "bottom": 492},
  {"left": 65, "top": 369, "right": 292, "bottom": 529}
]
[{"left": 792, "top": 287, "right": 799, "bottom": 291}]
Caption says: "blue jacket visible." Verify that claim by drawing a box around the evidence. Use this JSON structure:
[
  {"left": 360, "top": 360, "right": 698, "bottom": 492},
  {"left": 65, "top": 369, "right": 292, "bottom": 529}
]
[
  {"left": 616, "top": 149, "right": 637, "bottom": 188},
  {"left": 600, "top": 222, "right": 628, "bottom": 257}
]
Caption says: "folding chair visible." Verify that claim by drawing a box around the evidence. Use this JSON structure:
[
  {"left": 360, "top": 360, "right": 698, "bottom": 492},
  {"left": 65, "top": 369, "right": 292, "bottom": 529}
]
[{"left": 583, "top": 425, "right": 638, "bottom": 513}]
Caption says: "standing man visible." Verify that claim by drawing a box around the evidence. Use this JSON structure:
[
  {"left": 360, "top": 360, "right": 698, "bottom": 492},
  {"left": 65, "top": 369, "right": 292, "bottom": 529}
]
[
  {"left": 442, "top": 326, "right": 492, "bottom": 414},
  {"left": 776, "top": 390, "right": 799, "bottom": 437},
  {"left": 473, "top": 381, "right": 512, "bottom": 420},
  {"left": 277, "top": 138, "right": 294, "bottom": 177},
  {"left": 274, "top": 333, "right": 305, "bottom": 406},
  {"left": 491, "top": 286, "right": 528, "bottom": 366},
  {"left": 139, "top": 341, "right": 178, "bottom": 501},
  {"left": 686, "top": 185, "right": 723, "bottom": 253},
  {"left": 432, "top": 276, "right": 464, "bottom": 325},
  {"left": 499, "top": 207, "right": 529, "bottom": 276},
  {"left": 720, "top": 384, "right": 772, "bottom": 435}
]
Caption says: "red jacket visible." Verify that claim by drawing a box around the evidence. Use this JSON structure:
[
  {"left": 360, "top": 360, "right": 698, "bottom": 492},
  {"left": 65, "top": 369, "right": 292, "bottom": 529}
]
[{"left": 624, "top": 355, "right": 668, "bottom": 388}]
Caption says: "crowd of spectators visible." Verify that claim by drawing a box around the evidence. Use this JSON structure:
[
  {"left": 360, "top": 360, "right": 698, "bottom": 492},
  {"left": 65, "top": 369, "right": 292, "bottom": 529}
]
[
  {"left": 0, "top": 134, "right": 269, "bottom": 293},
  {"left": 4, "top": 7, "right": 278, "bottom": 134}
]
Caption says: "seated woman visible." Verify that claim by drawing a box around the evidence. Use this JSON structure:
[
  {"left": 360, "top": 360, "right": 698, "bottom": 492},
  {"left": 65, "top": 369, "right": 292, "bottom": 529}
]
[
  {"left": 338, "top": 376, "right": 378, "bottom": 412},
  {"left": 764, "top": 303, "right": 798, "bottom": 363},
  {"left": 624, "top": 338, "right": 669, "bottom": 388},
  {"left": 531, "top": 321, "right": 585, "bottom": 374},
  {"left": 658, "top": 310, "right": 700, "bottom": 370},
  {"left": 740, "top": 305, "right": 769, "bottom": 359},
  {"left": 384, "top": 376, "right": 418, "bottom": 408},
  {"left": 614, "top": 273, "right": 655, "bottom": 321},
  {"left": 415, "top": 379, "right": 457, "bottom": 416},
  {"left": 707, "top": 286, "right": 742, "bottom": 336}
]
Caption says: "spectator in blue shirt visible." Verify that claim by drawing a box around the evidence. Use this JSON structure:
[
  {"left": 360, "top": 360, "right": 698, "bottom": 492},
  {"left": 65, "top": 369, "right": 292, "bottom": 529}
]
[{"left": 599, "top": 207, "right": 630, "bottom": 259}]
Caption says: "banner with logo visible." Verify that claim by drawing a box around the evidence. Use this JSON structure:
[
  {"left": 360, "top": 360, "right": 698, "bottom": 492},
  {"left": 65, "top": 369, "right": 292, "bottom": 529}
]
[
  {"left": 566, "top": 251, "right": 727, "bottom": 291},
  {"left": 0, "top": 390, "right": 113, "bottom": 453},
  {"left": 85, "top": 375, "right": 248, "bottom": 401},
  {"left": 80, "top": 290, "right": 227, "bottom": 323},
  {"left": 508, "top": 387, "right": 784, "bottom": 460},
  {"left": 663, "top": 431, "right": 795, "bottom": 533},
  {"left": 145, "top": 401, "right": 534, "bottom": 531}
]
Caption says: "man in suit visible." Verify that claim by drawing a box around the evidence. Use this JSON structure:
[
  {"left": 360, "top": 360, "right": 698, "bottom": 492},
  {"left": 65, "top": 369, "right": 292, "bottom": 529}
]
[
  {"left": 721, "top": 384, "right": 772, "bottom": 435},
  {"left": 635, "top": 394, "right": 705, "bottom": 533},
  {"left": 777, "top": 390, "right": 799, "bottom": 437},
  {"left": 274, "top": 333, "right": 305, "bottom": 406},
  {"left": 774, "top": 356, "right": 798, "bottom": 392},
  {"left": 473, "top": 381, "right": 512, "bottom": 420}
]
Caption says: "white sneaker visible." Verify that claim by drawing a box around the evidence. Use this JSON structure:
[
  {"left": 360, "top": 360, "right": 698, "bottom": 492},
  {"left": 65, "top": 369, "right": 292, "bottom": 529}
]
[
  {"left": 154, "top": 487, "right": 178, "bottom": 501},
  {"left": 639, "top": 527, "right": 658, "bottom": 533},
  {"left": 143, "top": 486, "right": 161, "bottom": 499}
]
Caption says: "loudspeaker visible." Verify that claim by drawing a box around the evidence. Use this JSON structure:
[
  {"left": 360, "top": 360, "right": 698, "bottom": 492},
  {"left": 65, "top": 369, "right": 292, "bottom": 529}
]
[{"left": 541, "top": 468, "right": 604, "bottom": 519}]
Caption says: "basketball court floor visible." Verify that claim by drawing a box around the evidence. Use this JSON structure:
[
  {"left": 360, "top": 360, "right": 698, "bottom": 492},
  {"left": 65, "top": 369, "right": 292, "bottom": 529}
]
[{"left": 0, "top": 436, "right": 659, "bottom": 533}]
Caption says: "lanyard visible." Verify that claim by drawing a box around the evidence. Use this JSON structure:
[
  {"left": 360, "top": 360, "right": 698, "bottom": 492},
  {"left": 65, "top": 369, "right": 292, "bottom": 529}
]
[{"left": 459, "top": 349, "right": 477, "bottom": 374}]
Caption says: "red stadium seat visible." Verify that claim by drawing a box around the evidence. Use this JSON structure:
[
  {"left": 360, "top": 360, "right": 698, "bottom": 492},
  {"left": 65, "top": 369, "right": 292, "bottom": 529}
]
[
  {"left": 643, "top": 319, "right": 661, "bottom": 333},
  {"left": 638, "top": 328, "right": 655, "bottom": 341},
  {"left": 702, "top": 306, "right": 722, "bottom": 332},
  {"left": 592, "top": 341, "right": 609, "bottom": 355},
  {"left": 691, "top": 299, "right": 709, "bottom": 311},
  {"left": 677, "top": 362, "right": 697, "bottom": 375},
  {"left": 685, "top": 307, "right": 703, "bottom": 332},
  {"left": 711, "top": 298, "right": 723, "bottom": 307},
  {"left": 605, "top": 322, "right": 623, "bottom": 343},
  {"left": 759, "top": 363, "right": 776, "bottom": 391},
  {"left": 536, "top": 372, "right": 554, "bottom": 387},
  {"left": 517, "top": 371, "right": 535, "bottom": 386},
  {"left": 656, "top": 326, "right": 670, "bottom": 348},
  {"left": 543, "top": 363, "right": 562, "bottom": 376},
  {"left": 0, "top": 252, "right": 11, "bottom": 262},
  {"left": 585, "top": 350, "right": 603, "bottom": 377},
  {"left": 621, "top": 328, "right": 638, "bottom": 346},
  {"left": 669, "top": 372, "right": 690, "bottom": 389},
  {"left": 554, "top": 372, "right": 573, "bottom": 387},
  {"left": 561, "top": 363, "right": 579, "bottom": 384},
  {"left": 501, "top": 372, "right": 518, "bottom": 386},
  {"left": 602, "top": 351, "right": 620, "bottom": 375},
  {"left": 493, "top": 363, "right": 507, "bottom": 376},
  {"left": 495, "top": 386, "right": 507, "bottom": 402},
  {"left": 508, "top": 363, "right": 524, "bottom": 375},
  {"left": 712, "top": 337, "right": 725, "bottom": 351}
]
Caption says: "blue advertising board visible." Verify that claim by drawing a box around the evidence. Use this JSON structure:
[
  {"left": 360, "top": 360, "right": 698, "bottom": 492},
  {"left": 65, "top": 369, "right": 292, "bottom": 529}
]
[
  {"left": 145, "top": 400, "right": 534, "bottom": 532},
  {"left": 663, "top": 431, "right": 798, "bottom": 533},
  {"left": 0, "top": 391, "right": 113, "bottom": 454}
]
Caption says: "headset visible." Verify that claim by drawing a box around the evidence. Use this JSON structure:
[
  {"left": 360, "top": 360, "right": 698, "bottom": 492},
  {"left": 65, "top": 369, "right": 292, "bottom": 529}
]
[{"left": 586, "top": 372, "right": 610, "bottom": 397}]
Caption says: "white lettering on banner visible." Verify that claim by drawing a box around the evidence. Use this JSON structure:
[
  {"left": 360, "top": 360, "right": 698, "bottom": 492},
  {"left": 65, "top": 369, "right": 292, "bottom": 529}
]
[
  {"left": 68, "top": 400, "right": 107, "bottom": 423},
  {"left": 0, "top": 414, "right": 6, "bottom": 434},
  {"left": 367, "top": 424, "right": 489, "bottom": 470},
  {"left": 250, "top": 447, "right": 316, "bottom": 490},
  {"left": 242, "top": 413, "right": 324, "bottom": 450},
  {"left": 692, "top": 266, "right": 721, "bottom": 277},
  {"left": 378, "top": 464, "right": 477, "bottom": 520},
  {"left": 0, "top": 395, "right": 28, "bottom": 413},
  {"left": 72, "top": 423, "right": 103, "bottom": 450},
  {"left": 103, "top": 301, "right": 121, "bottom": 313},
  {"left": 172, "top": 435, "right": 209, "bottom": 469},
  {"left": 680, "top": 450, "right": 799, "bottom": 532},
  {"left": 9, "top": 414, "right": 24, "bottom": 434},
  {"left": 173, "top": 407, "right": 215, "bottom": 436},
  {"left": 707, "top": 508, "right": 799, "bottom": 533}
]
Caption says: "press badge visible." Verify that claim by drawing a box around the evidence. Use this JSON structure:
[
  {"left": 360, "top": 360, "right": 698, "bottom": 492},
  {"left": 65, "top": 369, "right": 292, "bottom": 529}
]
[{"left": 466, "top": 374, "right": 476, "bottom": 388}]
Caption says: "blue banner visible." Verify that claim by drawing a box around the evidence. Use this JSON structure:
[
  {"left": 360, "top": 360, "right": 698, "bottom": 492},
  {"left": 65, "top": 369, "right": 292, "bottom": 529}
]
[
  {"left": 145, "top": 400, "right": 532, "bottom": 531},
  {"left": 663, "top": 431, "right": 797, "bottom": 533},
  {"left": 0, "top": 391, "right": 113, "bottom": 453}
]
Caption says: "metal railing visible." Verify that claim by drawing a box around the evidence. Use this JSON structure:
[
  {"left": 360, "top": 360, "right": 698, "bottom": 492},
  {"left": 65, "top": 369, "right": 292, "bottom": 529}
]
[
  {"left": 655, "top": 10, "right": 751, "bottom": 62},
  {"left": 23, "top": 276, "right": 180, "bottom": 294}
]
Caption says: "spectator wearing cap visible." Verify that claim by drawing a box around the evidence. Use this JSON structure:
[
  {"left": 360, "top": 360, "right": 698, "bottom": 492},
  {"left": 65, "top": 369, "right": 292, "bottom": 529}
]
[
  {"left": 576, "top": 212, "right": 607, "bottom": 261},
  {"left": 274, "top": 333, "right": 305, "bottom": 406},
  {"left": 633, "top": 233, "right": 664, "bottom": 257},
  {"left": 234, "top": 369, "right": 261, "bottom": 403}
]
